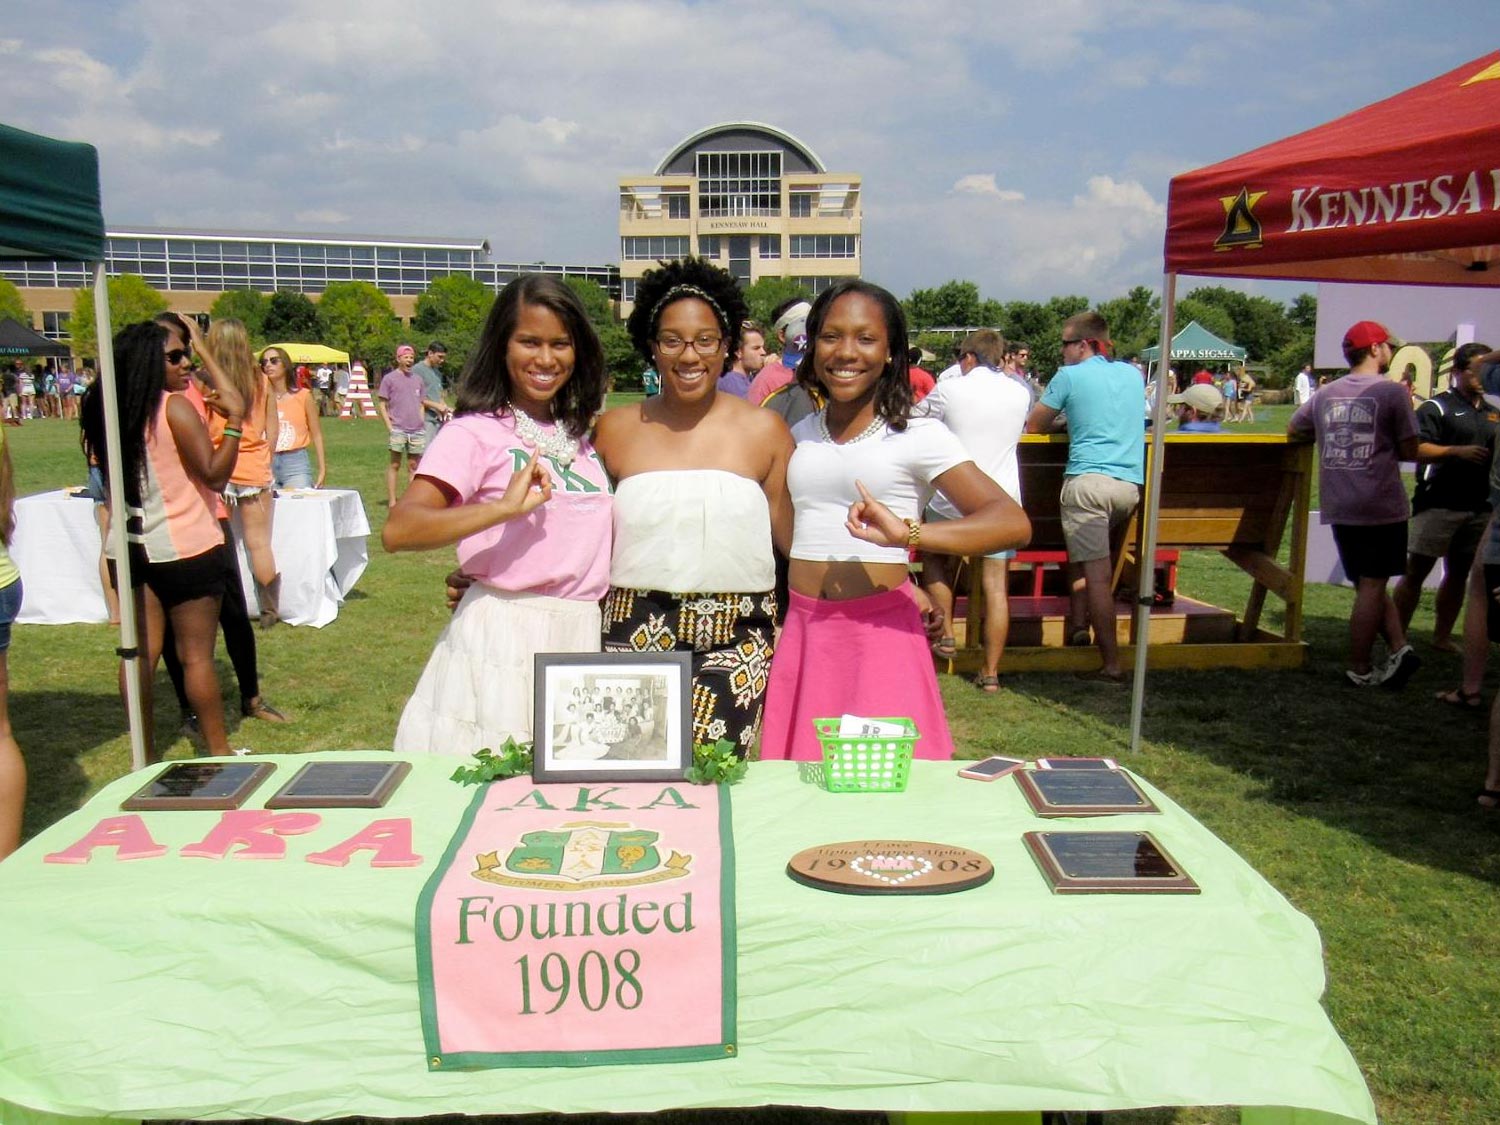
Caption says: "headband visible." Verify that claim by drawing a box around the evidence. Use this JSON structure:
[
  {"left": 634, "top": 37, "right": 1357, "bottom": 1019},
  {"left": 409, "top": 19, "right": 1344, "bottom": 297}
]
[{"left": 648, "top": 284, "right": 730, "bottom": 337}]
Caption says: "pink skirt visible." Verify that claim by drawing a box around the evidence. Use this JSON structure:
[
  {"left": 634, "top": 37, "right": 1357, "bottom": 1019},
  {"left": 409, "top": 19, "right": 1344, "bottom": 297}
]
[{"left": 759, "top": 583, "right": 955, "bottom": 761}]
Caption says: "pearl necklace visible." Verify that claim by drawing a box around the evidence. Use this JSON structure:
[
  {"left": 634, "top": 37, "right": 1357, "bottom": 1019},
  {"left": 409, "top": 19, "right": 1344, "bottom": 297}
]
[
  {"left": 816, "top": 408, "right": 885, "bottom": 446},
  {"left": 513, "top": 408, "right": 579, "bottom": 465}
]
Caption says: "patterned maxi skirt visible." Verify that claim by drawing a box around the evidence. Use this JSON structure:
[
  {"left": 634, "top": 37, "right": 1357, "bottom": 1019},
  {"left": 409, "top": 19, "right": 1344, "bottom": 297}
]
[{"left": 601, "top": 587, "right": 777, "bottom": 757}]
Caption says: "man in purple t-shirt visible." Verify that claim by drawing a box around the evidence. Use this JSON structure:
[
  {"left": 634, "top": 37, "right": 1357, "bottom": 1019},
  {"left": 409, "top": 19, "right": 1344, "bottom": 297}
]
[
  {"left": 1289, "top": 320, "right": 1421, "bottom": 688},
  {"left": 378, "top": 343, "right": 443, "bottom": 506}
]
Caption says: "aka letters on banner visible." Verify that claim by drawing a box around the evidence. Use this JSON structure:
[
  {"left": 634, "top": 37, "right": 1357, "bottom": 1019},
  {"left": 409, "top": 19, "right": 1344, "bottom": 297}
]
[{"left": 416, "top": 778, "right": 735, "bottom": 1069}]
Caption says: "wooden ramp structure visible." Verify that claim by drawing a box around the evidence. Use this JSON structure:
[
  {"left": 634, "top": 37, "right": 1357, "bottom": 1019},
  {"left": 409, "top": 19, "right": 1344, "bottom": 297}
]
[{"left": 944, "top": 433, "right": 1313, "bottom": 673}]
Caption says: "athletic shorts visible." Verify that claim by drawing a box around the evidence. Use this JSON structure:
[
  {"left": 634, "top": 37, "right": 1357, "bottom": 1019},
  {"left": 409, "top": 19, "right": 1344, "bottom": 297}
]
[{"left": 1331, "top": 521, "right": 1408, "bottom": 582}]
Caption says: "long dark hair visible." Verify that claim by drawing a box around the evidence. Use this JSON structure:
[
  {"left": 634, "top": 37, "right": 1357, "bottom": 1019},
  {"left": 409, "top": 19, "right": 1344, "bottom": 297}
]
[
  {"left": 455, "top": 275, "right": 605, "bottom": 437},
  {"left": 80, "top": 321, "right": 171, "bottom": 507},
  {"left": 795, "top": 279, "right": 914, "bottom": 431}
]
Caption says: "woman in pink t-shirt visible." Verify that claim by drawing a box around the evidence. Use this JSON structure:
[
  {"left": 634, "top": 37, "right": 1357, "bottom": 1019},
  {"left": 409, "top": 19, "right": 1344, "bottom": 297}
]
[{"left": 384, "top": 276, "right": 611, "bottom": 755}]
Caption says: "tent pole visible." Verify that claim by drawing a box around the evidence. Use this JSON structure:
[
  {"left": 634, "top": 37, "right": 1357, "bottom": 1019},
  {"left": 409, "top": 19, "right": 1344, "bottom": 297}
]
[
  {"left": 92, "top": 263, "right": 148, "bottom": 772},
  {"left": 1128, "top": 272, "right": 1177, "bottom": 754}
]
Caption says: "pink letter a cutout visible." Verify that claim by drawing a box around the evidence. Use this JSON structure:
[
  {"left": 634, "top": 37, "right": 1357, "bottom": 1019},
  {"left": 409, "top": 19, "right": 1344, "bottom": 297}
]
[
  {"left": 44, "top": 815, "right": 169, "bottom": 864},
  {"left": 306, "top": 818, "right": 422, "bottom": 867}
]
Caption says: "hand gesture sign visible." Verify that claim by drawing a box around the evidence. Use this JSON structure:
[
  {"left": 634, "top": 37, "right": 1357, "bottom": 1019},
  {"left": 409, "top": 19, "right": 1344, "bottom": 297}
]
[
  {"left": 845, "top": 480, "right": 910, "bottom": 547},
  {"left": 501, "top": 449, "right": 553, "bottom": 519}
]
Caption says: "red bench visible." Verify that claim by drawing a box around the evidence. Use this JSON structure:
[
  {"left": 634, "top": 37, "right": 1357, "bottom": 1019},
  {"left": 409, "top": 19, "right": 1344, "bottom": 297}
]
[{"left": 1011, "top": 548, "right": 1179, "bottom": 598}]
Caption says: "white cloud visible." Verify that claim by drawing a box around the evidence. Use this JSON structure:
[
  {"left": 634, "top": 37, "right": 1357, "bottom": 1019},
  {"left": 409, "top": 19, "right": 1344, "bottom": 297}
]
[
  {"left": 0, "top": 0, "right": 1487, "bottom": 300},
  {"left": 952, "top": 175, "right": 1025, "bottom": 202}
]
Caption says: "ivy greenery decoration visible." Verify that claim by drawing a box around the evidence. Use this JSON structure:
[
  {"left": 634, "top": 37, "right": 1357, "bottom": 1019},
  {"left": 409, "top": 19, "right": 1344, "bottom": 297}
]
[{"left": 450, "top": 738, "right": 534, "bottom": 786}]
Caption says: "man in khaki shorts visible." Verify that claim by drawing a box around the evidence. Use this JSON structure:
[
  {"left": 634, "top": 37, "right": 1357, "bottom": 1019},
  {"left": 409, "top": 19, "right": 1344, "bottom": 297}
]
[{"left": 1025, "top": 311, "right": 1145, "bottom": 683}]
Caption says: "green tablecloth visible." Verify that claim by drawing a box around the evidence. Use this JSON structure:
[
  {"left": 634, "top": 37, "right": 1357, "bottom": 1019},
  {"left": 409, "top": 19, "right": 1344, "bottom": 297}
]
[{"left": 0, "top": 755, "right": 1375, "bottom": 1125}]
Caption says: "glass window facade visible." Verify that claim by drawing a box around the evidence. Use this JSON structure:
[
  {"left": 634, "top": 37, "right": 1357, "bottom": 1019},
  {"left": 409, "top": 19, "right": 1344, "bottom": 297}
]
[
  {"left": 789, "top": 234, "right": 859, "bottom": 259},
  {"left": 0, "top": 232, "right": 618, "bottom": 300},
  {"left": 759, "top": 235, "right": 781, "bottom": 259},
  {"left": 696, "top": 151, "right": 782, "bottom": 217},
  {"left": 622, "top": 236, "right": 692, "bottom": 261}
]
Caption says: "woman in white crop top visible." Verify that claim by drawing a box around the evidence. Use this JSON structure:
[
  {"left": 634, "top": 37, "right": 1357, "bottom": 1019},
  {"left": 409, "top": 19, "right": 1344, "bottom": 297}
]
[
  {"left": 593, "top": 258, "right": 794, "bottom": 757},
  {"left": 759, "top": 280, "right": 1031, "bottom": 761}
]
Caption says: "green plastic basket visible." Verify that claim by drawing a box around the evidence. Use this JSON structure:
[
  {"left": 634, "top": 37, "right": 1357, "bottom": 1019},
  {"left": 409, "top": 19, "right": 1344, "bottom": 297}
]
[{"left": 814, "top": 717, "right": 917, "bottom": 793}]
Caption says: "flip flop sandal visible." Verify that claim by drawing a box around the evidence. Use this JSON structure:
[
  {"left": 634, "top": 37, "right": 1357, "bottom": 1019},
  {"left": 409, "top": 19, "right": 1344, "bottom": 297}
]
[
  {"left": 973, "top": 675, "right": 1001, "bottom": 693},
  {"left": 932, "top": 636, "right": 958, "bottom": 659},
  {"left": 1435, "top": 687, "right": 1483, "bottom": 709},
  {"left": 1478, "top": 788, "right": 1500, "bottom": 810},
  {"left": 1065, "top": 626, "right": 1092, "bottom": 647}
]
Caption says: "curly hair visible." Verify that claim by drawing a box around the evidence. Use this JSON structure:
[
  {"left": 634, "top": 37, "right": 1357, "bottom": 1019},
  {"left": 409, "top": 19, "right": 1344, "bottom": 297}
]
[
  {"left": 454, "top": 275, "right": 606, "bottom": 438},
  {"left": 795, "top": 279, "right": 914, "bottom": 431},
  {"left": 80, "top": 321, "right": 171, "bottom": 507},
  {"left": 625, "top": 257, "right": 747, "bottom": 366}
]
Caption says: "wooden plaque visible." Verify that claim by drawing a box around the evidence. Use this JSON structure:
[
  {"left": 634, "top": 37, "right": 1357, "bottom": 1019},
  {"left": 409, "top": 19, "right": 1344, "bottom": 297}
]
[
  {"left": 263, "top": 761, "right": 412, "bottom": 809},
  {"left": 121, "top": 761, "right": 275, "bottom": 812},
  {"left": 787, "top": 840, "right": 993, "bottom": 895},
  {"left": 1023, "top": 831, "right": 1200, "bottom": 894},
  {"left": 1014, "top": 767, "right": 1159, "bottom": 817}
]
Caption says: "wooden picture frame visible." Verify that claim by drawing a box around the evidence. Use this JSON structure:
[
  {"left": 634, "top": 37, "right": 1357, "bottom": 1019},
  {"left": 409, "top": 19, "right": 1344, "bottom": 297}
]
[{"left": 532, "top": 652, "right": 693, "bottom": 783}]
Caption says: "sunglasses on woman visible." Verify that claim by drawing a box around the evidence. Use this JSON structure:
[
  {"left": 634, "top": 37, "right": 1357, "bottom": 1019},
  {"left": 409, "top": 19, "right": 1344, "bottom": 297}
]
[{"left": 165, "top": 348, "right": 193, "bottom": 365}]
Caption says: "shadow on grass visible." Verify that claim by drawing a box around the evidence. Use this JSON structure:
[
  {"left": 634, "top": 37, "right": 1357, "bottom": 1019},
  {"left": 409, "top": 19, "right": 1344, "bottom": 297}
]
[
  {"left": 11, "top": 687, "right": 118, "bottom": 839},
  {"left": 983, "top": 606, "right": 1500, "bottom": 890}
]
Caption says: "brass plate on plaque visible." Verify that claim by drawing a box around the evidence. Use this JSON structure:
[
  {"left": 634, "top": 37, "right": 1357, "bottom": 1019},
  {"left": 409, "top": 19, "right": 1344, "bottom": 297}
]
[
  {"left": 120, "top": 761, "right": 275, "bottom": 811},
  {"left": 787, "top": 839, "right": 993, "bottom": 895},
  {"left": 263, "top": 761, "right": 412, "bottom": 809},
  {"left": 1014, "top": 767, "right": 1159, "bottom": 817},
  {"left": 1023, "top": 831, "right": 1199, "bottom": 894}
]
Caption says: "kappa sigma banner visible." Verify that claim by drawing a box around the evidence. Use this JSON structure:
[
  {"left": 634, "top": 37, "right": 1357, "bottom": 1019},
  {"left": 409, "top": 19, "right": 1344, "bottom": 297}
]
[{"left": 417, "top": 777, "right": 735, "bottom": 1069}]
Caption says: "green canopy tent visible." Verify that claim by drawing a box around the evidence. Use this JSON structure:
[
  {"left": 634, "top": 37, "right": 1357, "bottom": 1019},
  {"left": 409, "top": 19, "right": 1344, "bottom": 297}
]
[
  {"left": 0, "top": 317, "right": 70, "bottom": 358},
  {"left": 0, "top": 122, "right": 147, "bottom": 769},
  {"left": 1139, "top": 319, "right": 1247, "bottom": 365}
]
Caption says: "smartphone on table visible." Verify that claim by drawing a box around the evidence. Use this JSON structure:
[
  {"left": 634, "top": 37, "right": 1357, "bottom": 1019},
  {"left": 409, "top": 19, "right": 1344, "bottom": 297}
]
[{"left": 957, "top": 755, "right": 1026, "bottom": 781}]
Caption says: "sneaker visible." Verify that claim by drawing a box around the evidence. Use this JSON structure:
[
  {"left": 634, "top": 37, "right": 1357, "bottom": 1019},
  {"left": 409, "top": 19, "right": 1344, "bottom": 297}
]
[
  {"left": 232, "top": 747, "right": 255, "bottom": 757},
  {"left": 1345, "top": 666, "right": 1386, "bottom": 687},
  {"left": 1380, "top": 644, "right": 1422, "bottom": 690}
]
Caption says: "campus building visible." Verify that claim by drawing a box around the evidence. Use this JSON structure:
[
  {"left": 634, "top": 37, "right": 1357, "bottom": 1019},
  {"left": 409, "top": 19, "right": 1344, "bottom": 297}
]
[
  {"left": 1, "top": 228, "right": 619, "bottom": 340},
  {"left": 618, "top": 122, "right": 862, "bottom": 315}
]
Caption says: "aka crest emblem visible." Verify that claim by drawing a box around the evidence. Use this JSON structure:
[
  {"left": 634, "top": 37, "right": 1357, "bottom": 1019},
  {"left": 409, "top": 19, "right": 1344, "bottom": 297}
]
[
  {"left": 472, "top": 820, "right": 691, "bottom": 891},
  {"left": 1214, "top": 187, "right": 1266, "bottom": 252}
]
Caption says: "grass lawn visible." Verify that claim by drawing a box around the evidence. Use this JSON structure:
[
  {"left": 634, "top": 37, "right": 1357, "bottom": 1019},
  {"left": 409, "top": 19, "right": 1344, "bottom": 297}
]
[{"left": 6, "top": 403, "right": 1498, "bottom": 1124}]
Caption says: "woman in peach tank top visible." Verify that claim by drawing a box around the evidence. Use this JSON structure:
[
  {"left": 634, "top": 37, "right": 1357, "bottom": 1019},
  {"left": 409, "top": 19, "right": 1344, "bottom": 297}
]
[
  {"left": 80, "top": 315, "right": 248, "bottom": 760},
  {"left": 205, "top": 320, "right": 282, "bottom": 627}
]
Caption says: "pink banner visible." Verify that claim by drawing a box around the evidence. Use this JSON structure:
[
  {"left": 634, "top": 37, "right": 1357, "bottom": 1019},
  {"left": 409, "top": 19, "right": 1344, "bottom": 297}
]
[{"left": 417, "top": 778, "right": 735, "bottom": 1069}]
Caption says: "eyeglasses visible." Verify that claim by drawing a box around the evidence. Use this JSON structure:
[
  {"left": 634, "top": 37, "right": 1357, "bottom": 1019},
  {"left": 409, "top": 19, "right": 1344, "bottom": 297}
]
[
  {"left": 165, "top": 348, "right": 193, "bottom": 365},
  {"left": 1061, "top": 338, "right": 1085, "bottom": 347},
  {"left": 655, "top": 334, "right": 724, "bottom": 356},
  {"left": 259, "top": 355, "right": 281, "bottom": 367}
]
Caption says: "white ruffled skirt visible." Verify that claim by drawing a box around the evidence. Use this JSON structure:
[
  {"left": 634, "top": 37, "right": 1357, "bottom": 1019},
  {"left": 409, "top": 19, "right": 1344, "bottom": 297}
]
[{"left": 394, "top": 584, "right": 601, "bottom": 756}]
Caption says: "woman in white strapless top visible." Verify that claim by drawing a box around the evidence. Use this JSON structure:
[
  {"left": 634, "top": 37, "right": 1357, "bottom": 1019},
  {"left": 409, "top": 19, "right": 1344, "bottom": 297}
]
[{"left": 593, "top": 259, "right": 794, "bottom": 757}]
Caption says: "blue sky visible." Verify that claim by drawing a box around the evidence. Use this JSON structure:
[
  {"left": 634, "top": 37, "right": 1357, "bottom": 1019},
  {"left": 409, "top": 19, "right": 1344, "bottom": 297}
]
[{"left": 0, "top": 1, "right": 1492, "bottom": 304}]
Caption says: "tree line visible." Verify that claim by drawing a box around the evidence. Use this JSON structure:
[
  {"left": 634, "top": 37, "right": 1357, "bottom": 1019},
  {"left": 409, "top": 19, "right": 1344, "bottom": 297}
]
[{"left": 1, "top": 271, "right": 1316, "bottom": 390}]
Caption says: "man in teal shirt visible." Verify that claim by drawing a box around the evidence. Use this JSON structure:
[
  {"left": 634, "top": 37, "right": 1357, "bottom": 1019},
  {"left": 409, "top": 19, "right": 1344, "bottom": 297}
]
[{"left": 1025, "top": 311, "right": 1145, "bottom": 683}]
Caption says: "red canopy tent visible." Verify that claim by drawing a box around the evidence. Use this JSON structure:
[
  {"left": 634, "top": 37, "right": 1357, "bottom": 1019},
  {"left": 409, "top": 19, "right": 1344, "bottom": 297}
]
[{"left": 1128, "top": 51, "right": 1500, "bottom": 750}]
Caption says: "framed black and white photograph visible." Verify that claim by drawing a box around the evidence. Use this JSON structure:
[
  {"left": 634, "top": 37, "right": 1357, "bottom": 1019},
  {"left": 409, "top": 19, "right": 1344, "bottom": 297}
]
[{"left": 532, "top": 652, "right": 693, "bottom": 783}]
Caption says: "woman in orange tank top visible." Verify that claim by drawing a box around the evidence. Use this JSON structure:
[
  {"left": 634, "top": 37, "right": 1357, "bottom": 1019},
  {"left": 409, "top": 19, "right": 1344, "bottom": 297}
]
[
  {"left": 80, "top": 316, "right": 247, "bottom": 760},
  {"left": 205, "top": 320, "right": 282, "bottom": 627}
]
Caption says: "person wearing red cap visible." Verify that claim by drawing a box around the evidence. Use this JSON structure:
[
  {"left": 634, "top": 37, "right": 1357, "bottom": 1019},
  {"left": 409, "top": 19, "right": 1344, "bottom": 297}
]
[{"left": 1288, "top": 320, "right": 1421, "bottom": 687}]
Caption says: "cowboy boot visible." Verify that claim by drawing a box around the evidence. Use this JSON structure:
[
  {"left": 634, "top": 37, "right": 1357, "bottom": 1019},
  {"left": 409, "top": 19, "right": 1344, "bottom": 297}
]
[{"left": 257, "top": 574, "right": 282, "bottom": 630}]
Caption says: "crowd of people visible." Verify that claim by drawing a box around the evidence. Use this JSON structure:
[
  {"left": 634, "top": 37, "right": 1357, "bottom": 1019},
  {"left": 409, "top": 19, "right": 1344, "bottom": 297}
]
[{"left": 6, "top": 263, "right": 1500, "bottom": 860}]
